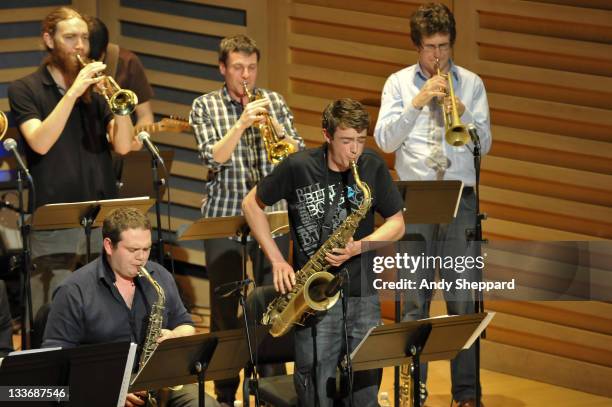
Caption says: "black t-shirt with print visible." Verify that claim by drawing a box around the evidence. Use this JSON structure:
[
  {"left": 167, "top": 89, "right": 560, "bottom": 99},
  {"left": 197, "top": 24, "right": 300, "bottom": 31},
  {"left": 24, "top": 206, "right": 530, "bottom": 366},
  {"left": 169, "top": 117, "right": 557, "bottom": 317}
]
[{"left": 257, "top": 145, "right": 403, "bottom": 296}]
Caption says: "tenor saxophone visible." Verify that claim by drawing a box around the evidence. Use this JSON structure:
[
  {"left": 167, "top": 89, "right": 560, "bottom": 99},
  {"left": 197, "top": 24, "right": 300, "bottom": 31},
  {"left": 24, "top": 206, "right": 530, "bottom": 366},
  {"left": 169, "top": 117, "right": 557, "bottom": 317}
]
[{"left": 262, "top": 160, "right": 372, "bottom": 337}]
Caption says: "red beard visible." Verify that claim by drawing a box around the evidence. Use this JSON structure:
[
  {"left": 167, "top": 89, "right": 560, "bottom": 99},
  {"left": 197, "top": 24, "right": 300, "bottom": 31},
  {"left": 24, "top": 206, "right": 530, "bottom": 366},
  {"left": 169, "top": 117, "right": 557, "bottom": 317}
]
[
  {"left": 48, "top": 46, "right": 80, "bottom": 87},
  {"left": 47, "top": 46, "right": 93, "bottom": 102}
]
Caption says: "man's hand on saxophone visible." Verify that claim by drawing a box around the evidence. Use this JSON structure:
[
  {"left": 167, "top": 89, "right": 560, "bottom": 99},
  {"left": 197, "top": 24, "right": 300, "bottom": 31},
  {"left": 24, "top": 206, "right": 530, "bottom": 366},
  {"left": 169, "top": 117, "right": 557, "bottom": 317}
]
[
  {"left": 325, "top": 237, "right": 362, "bottom": 267},
  {"left": 125, "top": 392, "right": 147, "bottom": 407},
  {"left": 272, "top": 260, "right": 296, "bottom": 295},
  {"left": 156, "top": 325, "right": 196, "bottom": 344}
]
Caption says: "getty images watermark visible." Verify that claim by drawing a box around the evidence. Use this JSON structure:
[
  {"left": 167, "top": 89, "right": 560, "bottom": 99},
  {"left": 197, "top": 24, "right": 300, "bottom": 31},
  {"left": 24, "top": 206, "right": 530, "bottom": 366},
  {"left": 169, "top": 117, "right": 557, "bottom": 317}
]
[
  {"left": 370, "top": 252, "right": 515, "bottom": 292},
  {"left": 360, "top": 241, "right": 611, "bottom": 301}
]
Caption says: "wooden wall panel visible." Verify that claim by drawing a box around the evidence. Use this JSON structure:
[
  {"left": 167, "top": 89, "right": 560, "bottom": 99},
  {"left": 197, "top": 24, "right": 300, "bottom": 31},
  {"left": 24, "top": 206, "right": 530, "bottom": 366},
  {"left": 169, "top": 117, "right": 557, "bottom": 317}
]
[
  {"left": 270, "top": 0, "right": 612, "bottom": 397},
  {"left": 98, "top": 0, "right": 276, "bottom": 269},
  {"left": 2, "top": 0, "right": 611, "bottom": 396},
  {"left": 457, "top": 0, "right": 612, "bottom": 396}
]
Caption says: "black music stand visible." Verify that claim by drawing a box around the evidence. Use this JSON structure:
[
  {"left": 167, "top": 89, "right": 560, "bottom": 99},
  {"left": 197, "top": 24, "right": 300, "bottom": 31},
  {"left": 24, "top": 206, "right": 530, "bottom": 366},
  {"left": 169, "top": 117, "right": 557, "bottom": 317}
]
[
  {"left": 116, "top": 150, "right": 174, "bottom": 199},
  {"left": 31, "top": 197, "right": 155, "bottom": 262},
  {"left": 178, "top": 211, "right": 289, "bottom": 283},
  {"left": 116, "top": 150, "right": 174, "bottom": 263},
  {"left": 130, "top": 328, "right": 268, "bottom": 407},
  {"left": 390, "top": 180, "right": 463, "bottom": 405},
  {"left": 350, "top": 314, "right": 493, "bottom": 407},
  {"left": 0, "top": 341, "right": 136, "bottom": 407},
  {"left": 178, "top": 213, "right": 288, "bottom": 404},
  {"left": 395, "top": 180, "right": 463, "bottom": 224}
]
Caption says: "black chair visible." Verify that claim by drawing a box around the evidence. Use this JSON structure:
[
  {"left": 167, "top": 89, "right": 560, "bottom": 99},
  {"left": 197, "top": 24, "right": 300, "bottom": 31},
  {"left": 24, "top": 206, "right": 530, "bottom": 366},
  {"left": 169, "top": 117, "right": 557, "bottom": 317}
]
[{"left": 243, "top": 286, "right": 297, "bottom": 407}]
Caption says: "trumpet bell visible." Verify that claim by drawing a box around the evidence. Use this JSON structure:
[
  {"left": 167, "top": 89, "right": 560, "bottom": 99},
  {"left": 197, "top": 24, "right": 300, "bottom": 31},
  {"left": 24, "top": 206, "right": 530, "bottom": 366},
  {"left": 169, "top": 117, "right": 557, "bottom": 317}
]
[
  {"left": 0, "top": 111, "right": 7, "bottom": 140},
  {"left": 109, "top": 89, "right": 138, "bottom": 116},
  {"left": 270, "top": 142, "right": 297, "bottom": 164},
  {"left": 445, "top": 124, "right": 471, "bottom": 147}
]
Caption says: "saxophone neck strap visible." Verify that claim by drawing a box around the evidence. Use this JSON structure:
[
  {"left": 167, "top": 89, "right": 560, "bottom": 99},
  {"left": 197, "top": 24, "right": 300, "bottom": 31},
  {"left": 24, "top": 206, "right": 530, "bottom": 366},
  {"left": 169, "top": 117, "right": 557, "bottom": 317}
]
[{"left": 319, "top": 144, "right": 347, "bottom": 246}]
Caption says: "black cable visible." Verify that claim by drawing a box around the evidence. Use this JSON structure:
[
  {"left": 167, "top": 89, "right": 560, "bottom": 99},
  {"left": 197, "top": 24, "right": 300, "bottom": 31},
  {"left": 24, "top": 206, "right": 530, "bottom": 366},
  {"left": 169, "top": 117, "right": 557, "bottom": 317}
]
[
  {"left": 340, "top": 268, "right": 354, "bottom": 407},
  {"left": 159, "top": 157, "right": 173, "bottom": 274}
]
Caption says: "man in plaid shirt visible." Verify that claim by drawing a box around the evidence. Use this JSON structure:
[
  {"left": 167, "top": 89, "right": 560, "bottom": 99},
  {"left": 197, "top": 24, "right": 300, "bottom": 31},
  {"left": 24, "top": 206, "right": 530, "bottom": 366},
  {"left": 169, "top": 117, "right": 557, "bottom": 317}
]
[{"left": 189, "top": 34, "right": 304, "bottom": 406}]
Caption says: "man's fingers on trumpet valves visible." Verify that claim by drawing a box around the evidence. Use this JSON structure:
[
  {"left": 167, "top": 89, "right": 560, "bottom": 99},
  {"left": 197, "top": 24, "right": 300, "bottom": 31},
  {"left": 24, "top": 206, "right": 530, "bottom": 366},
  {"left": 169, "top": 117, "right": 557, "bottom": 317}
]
[{"left": 240, "top": 97, "right": 270, "bottom": 128}]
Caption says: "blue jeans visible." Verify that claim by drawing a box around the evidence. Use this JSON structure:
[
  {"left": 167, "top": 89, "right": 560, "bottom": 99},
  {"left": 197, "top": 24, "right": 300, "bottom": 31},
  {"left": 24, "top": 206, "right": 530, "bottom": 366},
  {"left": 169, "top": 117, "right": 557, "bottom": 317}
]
[
  {"left": 402, "top": 189, "right": 481, "bottom": 402},
  {"left": 294, "top": 295, "right": 381, "bottom": 407}
]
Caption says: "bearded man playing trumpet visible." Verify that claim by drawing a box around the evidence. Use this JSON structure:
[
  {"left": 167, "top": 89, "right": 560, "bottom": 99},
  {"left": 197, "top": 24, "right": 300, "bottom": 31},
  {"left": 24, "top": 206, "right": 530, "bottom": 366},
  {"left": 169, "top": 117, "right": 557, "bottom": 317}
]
[
  {"left": 374, "top": 3, "right": 492, "bottom": 407},
  {"left": 189, "top": 34, "right": 304, "bottom": 406},
  {"left": 8, "top": 7, "right": 141, "bottom": 319}
]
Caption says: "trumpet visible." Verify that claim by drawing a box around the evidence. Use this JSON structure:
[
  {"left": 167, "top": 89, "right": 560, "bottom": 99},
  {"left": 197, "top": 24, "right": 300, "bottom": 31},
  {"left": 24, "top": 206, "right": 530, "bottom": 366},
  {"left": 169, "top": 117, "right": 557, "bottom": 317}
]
[
  {"left": 435, "top": 57, "right": 470, "bottom": 146},
  {"left": 76, "top": 54, "right": 138, "bottom": 116},
  {"left": 242, "top": 81, "right": 296, "bottom": 164},
  {"left": 0, "top": 111, "right": 7, "bottom": 140}
]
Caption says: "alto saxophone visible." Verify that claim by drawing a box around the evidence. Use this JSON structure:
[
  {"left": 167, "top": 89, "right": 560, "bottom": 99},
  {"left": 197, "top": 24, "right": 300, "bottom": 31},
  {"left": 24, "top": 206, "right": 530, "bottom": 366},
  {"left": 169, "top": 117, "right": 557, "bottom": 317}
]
[
  {"left": 134, "top": 266, "right": 176, "bottom": 407},
  {"left": 242, "top": 81, "right": 296, "bottom": 164},
  {"left": 137, "top": 265, "right": 165, "bottom": 372},
  {"left": 262, "top": 160, "right": 372, "bottom": 337},
  {"left": 399, "top": 362, "right": 427, "bottom": 407}
]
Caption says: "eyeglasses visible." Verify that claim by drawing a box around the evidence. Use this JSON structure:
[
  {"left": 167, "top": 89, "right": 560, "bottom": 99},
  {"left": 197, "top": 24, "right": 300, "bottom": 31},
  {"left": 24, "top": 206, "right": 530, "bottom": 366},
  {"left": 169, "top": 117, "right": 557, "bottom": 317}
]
[{"left": 421, "top": 43, "right": 451, "bottom": 53}]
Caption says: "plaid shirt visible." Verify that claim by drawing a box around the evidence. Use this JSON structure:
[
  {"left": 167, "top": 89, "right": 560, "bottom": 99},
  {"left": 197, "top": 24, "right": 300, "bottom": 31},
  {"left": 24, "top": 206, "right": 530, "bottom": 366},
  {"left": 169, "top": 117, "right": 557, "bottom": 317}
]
[{"left": 190, "top": 85, "right": 304, "bottom": 217}]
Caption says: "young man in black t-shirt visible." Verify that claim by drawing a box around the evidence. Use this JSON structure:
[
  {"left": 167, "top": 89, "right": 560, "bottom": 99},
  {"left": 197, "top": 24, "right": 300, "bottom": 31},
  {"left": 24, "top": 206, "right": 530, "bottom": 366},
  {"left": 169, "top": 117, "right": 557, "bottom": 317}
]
[{"left": 243, "top": 99, "right": 405, "bottom": 406}]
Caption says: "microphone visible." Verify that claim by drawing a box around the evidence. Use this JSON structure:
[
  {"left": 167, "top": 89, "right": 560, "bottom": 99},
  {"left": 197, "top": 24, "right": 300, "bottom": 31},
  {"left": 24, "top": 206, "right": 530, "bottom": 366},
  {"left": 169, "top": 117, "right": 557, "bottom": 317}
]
[
  {"left": 137, "top": 131, "right": 165, "bottom": 165},
  {"left": 311, "top": 269, "right": 348, "bottom": 302},
  {"left": 3, "top": 138, "right": 30, "bottom": 176},
  {"left": 214, "top": 278, "right": 252, "bottom": 298},
  {"left": 467, "top": 124, "right": 480, "bottom": 145},
  {"left": 324, "top": 269, "right": 347, "bottom": 297}
]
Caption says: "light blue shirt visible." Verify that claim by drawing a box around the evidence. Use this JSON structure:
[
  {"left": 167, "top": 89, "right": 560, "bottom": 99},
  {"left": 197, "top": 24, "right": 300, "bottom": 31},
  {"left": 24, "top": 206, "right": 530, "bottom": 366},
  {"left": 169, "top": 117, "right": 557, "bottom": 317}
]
[{"left": 374, "top": 62, "right": 491, "bottom": 186}]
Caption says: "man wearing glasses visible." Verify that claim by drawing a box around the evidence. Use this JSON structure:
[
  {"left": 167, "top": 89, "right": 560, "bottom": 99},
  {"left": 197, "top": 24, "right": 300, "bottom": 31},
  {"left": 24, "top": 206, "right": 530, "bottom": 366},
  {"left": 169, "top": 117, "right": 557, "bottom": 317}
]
[{"left": 374, "top": 3, "right": 491, "bottom": 407}]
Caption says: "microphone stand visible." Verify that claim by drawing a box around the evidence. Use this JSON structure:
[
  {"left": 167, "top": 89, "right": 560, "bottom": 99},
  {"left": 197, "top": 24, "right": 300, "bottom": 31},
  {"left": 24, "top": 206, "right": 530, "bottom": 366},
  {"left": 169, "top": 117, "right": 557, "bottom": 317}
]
[
  {"left": 17, "top": 169, "right": 34, "bottom": 350},
  {"left": 151, "top": 155, "right": 165, "bottom": 264},
  {"left": 236, "top": 284, "right": 260, "bottom": 406},
  {"left": 467, "top": 126, "right": 486, "bottom": 407},
  {"left": 338, "top": 269, "right": 353, "bottom": 407}
]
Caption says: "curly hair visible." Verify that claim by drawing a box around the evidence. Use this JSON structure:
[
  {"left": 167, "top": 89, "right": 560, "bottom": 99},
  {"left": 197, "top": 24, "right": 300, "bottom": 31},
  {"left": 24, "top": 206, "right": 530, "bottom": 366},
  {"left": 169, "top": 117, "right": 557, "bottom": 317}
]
[{"left": 409, "top": 3, "right": 456, "bottom": 48}]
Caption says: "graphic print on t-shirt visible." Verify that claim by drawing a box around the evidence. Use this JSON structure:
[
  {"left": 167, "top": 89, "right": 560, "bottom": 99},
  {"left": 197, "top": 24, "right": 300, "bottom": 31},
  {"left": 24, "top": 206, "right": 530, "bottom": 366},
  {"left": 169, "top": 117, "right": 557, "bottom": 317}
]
[{"left": 294, "top": 179, "right": 364, "bottom": 257}]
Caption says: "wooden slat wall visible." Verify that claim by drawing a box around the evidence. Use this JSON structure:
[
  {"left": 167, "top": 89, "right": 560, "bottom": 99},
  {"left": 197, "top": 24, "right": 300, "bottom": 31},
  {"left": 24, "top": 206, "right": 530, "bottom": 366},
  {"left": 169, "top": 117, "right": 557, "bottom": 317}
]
[
  {"left": 455, "top": 0, "right": 612, "bottom": 396},
  {"left": 98, "top": 0, "right": 273, "bottom": 267},
  {"left": 2, "top": 0, "right": 611, "bottom": 397},
  {"left": 266, "top": 0, "right": 612, "bottom": 397}
]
